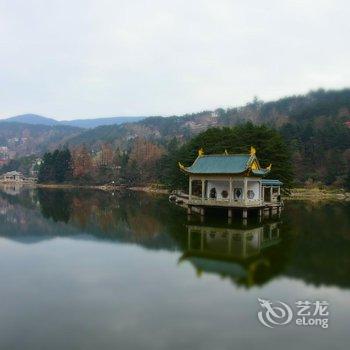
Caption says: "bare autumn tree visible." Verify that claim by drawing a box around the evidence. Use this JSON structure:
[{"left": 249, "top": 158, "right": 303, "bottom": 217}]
[
  {"left": 72, "top": 145, "right": 93, "bottom": 178},
  {"left": 128, "top": 138, "right": 164, "bottom": 166},
  {"left": 127, "top": 138, "right": 165, "bottom": 183},
  {"left": 100, "top": 143, "right": 114, "bottom": 167}
]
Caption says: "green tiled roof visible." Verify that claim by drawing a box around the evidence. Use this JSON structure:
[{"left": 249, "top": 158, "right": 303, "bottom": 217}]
[
  {"left": 183, "top": 154, "right": 270, "bottom": 175},
  {"left": 262, "top": 179, "right": 283, "bottom": 186},
  {"left": 185, "top": 154, "right": 250, "bottom": 174}
]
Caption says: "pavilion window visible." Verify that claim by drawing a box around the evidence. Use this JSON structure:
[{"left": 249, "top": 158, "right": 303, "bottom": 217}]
[
  {"left": 191, "top": 180, "right": 202, "bottom": 198},
  {"left": 234, "top": 188, "right": 243, "bottom": 200},
  {"left": 221, "top": 190, "right": 228, "bottom": 199},
  {"left": 247, "top": 190, "right": 255, "bottom": 199}
]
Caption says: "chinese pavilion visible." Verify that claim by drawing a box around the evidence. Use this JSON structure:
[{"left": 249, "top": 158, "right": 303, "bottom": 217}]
[{"left": 178, "top": 147, "right": 282, "bottom": 218}]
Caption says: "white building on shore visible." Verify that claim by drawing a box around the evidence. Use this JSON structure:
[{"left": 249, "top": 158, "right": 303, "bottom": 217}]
[{"left": 1, "top": 171, "right": 24, "bottom": 182}]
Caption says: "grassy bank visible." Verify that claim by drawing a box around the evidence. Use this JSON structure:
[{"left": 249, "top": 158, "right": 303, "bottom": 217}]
[
  {"left": 0, "top": 181, "right": 169, "bottom": 194},
  {"left": 286, "top": 188, "right": 350, "bottom": 201}
]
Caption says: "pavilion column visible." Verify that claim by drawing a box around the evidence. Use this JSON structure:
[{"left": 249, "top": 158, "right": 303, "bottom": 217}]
[
  {"left": 189, "top": 176, "right": 192, "bottom": 201},
  {"left": 277, "top": 186, "right": 281, "bottom": 205},
  {"left": 262, "top": 186, "right": 265, "bottom": 203},
  {"left": 229, "top": 177, "right": 232, "bottom": 202},
  {"left": 243, "top": 178, "right": 248, "bottom": 205},
  {"left": 201, "top": 179, "right": 205, "bottom": 202},
  {"left": 270, "top": 186, "right": 273, "bottom": 202}
]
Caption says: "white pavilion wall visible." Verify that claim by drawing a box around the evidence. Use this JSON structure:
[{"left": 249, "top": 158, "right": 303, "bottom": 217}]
[
  {"left": 192, "top": 176, "right": 262, "bottom": 202},
  {"left": 207, "top": 180, "right": 229, "bottom": 200},
  {"left": 247, "top": 180, "right": 260, "bottom": 201}
]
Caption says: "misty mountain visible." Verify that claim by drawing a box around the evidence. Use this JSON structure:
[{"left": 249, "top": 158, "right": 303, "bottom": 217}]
[
  {"left": 1, "top": 88, "right": 350, "bottom": 186},
  {"left": 66, "top": 88, "right": 350, "bottom": 186},
  {"left": 2, "top": 114, "right": 146, "bottom": 128},
  {"left": 68, "top": 89, "right": 350, "bottom": 150},
  {"left": 61, "top": 116, "right": 146, "bottom": 128},
  {"left": 0, "top": 122, "right": 82, "bottom": 157},
  {"left": 4, "top": 114, "right": 60, "bottom": 126}
]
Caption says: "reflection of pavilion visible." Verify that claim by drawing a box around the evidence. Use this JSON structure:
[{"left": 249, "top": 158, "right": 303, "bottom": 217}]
[
  {"left": 180, "top": 222, "right": 281, "bottom": 287},
  {"left": 0, "top": 183, "right": 24, "bottom": 196},
  {"left": 186, "top": 222, "right": 280, "bottom": 259}
]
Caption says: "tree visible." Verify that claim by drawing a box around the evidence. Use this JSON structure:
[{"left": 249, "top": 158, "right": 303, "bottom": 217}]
[
  {"left": 38, "top": 152, "right": 54, "bottom": 183},
  {"left": 38, "top": 149, "right": 73, "bottom": 183},
  {"left": 54, "top": 149, "right": 73, "bottom": 183},
  {"left": 158, "top": 123, "right": 294, "bottom": 191},
  {"left": 72, "top": 145, "right": 93, "bottom": 178},
  {"left": 126, "top": 138, "right": 165, "bottom": 184}
]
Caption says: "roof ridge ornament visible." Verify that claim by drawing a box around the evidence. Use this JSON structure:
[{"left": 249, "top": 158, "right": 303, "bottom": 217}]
[
  {"left": 198, "top": 148, "right": 204, "bottom": 156},
  {"left": 178, "top": 162, "right": 186, "bottom": 170},
  {"left": 250, "top": 146, "right": 256, "bottom": 156},
  {"left": 224, "top": 149, "right": 228, "bottom": 155},
  {"left": 267, "top": 163, "right": 272, "bottom": 171}
]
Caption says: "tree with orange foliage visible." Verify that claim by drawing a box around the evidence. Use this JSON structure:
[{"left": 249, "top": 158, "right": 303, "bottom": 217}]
[
  {"left": 127, "top": 138, "right": 164, "bottom": 183},
  {"left": 72, "top": 145, "right": 93, "bottom": 178}
]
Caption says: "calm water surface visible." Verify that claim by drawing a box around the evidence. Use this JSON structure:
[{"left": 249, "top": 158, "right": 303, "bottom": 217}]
[{"left": 0, "top": 186, "right": 349, "bottom": 350}]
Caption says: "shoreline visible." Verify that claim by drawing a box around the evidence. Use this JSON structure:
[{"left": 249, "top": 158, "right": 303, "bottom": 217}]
[
  {"left": 287, "top": 188, "right": 350, "bottom": 201},
  {"left": 0, "top": 182, "right": 349, "bottom": 201},
  {"left": 0, "top": 181, "right": 169, "bottom": 194}
]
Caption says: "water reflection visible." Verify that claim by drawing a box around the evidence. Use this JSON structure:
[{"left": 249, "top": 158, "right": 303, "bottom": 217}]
[
  {"left": 0, "top": 183, "right": 25, "bottom": 196},
  {"left": 0, "top": 186, "right": 349, "bottom": 290},
  {"left": 186, "top": 222, "right": 281, "bottom": 259},
  {"left": 181, "top": 222, "right": 282, "bottom": 287}
]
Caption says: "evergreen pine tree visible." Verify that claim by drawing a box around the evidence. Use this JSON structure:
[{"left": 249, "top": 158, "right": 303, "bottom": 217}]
[{"left": 158, "top": 123, "right": 294, "bottom": 192}]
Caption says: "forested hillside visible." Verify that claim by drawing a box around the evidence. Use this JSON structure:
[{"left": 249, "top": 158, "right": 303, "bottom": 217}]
[
  {"left": 1, "top": 88, "right": 350, "bottom": 187},
  {"left": 0, "top": 122, "right": 82, "bottom": 157},
  {"left": 66, "top": 88, "right": 350, "bottom": 187}
]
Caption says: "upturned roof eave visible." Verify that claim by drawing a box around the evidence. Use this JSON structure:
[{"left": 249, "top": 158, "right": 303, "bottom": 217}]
[
  {"left": 180, "top": 169, "right": 268, "bottom": 177},
  {"left": 179, "top": 152, "right": 271, "bottom": 177}
]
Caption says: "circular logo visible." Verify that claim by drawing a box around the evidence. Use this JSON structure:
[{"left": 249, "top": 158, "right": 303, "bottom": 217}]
[{"left": 257, "top": 298, "right": 293, "bottom": 328}]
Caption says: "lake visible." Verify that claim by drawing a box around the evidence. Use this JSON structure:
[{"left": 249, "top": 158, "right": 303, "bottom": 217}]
[{"left": 0, "top": 186, "right": 349, "bottom": 350}]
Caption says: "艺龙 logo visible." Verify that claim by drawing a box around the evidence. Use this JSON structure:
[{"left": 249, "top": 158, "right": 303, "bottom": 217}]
[
  {"left": 257, "top": 298, "right": 330, "bottom": 329},
  {"left": 257, "top": 298, "right": 293, "bottom": 328}
]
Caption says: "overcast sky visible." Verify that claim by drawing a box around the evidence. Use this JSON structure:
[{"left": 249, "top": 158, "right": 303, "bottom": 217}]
[{"left": 0, "top": 0, "right": 349, "bottom": 120}]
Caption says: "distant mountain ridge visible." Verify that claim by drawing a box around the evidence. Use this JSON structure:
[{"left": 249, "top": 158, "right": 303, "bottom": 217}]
[
  {"left": 1, "top": 88, "right": 350, "bottom": 187},
  {"left": 68, "top": 88, "right": 350, "bottom": 148},
  {"left": 2, "top": 114, "right": 146, "bottom": 128},
  {"left": 4, "top": 114, "right": 60, "bottom": 126},
  {"left": 61, "top": 116, "right": 146, "bottom": 128},
  {"left": 0, "top": 122, "right": 82, "bottom": 157}
]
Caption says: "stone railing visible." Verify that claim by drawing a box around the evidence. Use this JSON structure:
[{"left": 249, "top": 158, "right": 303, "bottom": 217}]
[{"left": 188, "top": 197, "right": 263, "bottom": 207}]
